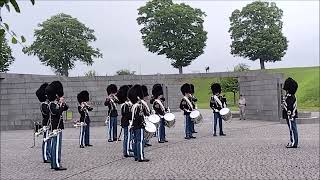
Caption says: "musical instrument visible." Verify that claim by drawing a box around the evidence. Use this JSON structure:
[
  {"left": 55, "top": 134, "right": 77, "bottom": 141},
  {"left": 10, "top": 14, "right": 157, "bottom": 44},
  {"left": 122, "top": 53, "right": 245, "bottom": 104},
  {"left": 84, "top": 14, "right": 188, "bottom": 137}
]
[
  {"left": 164, "top": 113, "right": 175, "bottom": 128},
  {"left": 43, "top": 129, "right": 62, "bottom": 142},
  {"left": 144, "top": 120, "right": 156, "bottom": 141},
  {"left": 148, "top": 114, "right": 160, "bottom": 127},
  {"left": 109, "top": 94, "right": 119, "bottom": 104},
  {"left": 219, "top": 108, "right": 232, "bottom": 121},
  {"left": 34, "top": 121, "right": 42, "bottom": 134},
  {"left": 190, "top": 110, "right": 203, "bottom": 124},
  {"left": 105, "top": 116, "right": 110, "bottom": 125},
  {"left": 35, "top": 125, "right": 50, "bottom": 136},
  {"left": 73, "top": 122, "right": 87, "bottom": 128}
]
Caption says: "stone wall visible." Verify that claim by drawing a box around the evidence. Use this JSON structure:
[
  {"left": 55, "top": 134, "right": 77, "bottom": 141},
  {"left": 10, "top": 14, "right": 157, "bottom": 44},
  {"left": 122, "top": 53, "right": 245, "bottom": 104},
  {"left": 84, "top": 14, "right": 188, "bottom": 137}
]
[{"left": 0, "top": 71, "right": 283, "bottom": 130}]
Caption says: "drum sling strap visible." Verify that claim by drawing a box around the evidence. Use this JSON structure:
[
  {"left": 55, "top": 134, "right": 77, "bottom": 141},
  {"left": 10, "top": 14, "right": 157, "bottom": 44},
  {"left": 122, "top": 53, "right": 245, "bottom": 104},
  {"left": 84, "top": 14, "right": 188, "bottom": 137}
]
[
  {"left": 154, "top": 99, "right": 165, "bottom": 118},
  {"left": 183, "top": 96, "right": 193, "bottom": 111}
]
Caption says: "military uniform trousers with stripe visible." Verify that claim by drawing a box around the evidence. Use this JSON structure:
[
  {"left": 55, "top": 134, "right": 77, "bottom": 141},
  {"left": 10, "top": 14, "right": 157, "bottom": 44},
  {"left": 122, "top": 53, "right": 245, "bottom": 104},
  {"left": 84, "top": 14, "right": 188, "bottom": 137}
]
[
  {"left": 51, "top": 131, "right": 62, "bottom": 169},
  {"left": 42, "top": 130, "right": 51, "bottom": 162},
  {"left": 133, "top": 128, "right": 145, "bottom": 160},
  {"left": 286, "top": 118, "right": 298, "bottom": 146}
]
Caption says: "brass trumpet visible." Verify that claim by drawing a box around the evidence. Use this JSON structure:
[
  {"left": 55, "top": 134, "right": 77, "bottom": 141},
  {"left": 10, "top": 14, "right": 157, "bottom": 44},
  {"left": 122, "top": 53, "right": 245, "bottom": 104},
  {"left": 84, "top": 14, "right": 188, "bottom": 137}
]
[
  {"left": 43, "top": 129, "right": 62, "bottom": 142},
  {"left": 73, "top": 122, "right": 87, "bottom": 128},
  {"left": 35, "top": 126, "right": 50, "bottom": 137}
]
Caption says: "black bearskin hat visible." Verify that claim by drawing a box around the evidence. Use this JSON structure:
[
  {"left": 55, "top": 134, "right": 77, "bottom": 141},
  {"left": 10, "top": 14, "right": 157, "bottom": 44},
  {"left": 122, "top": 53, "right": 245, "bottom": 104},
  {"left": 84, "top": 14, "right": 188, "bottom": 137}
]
[
  {"left": 283, "top": 77, "right": 298, "bottom": 94},
  {"left": 77, "top": 90, "right": 89, "bottom": 104},
  {"left": 211, "top": 83, "right": 221, "bottom": 94},
  {"left": 45, "top": 81, "right": 64, "bottom": 101},
  {"left": 116, "top": 85, "right": 130, "bottom": 104},
  {"left": 152, "top": 84, "right": 163, "bottom": 98},
  {"left": 128, "top": 84, "right": 143, "bottom": 104},
  {"left": 181, "top": 83, "right": 191, "bottom": 95},
  {"left": 190, "top": 84, "right": 195, "bottom": 94},
  {"left": 52, "top": 81, "right": 64, "bottom": 97},
  {"left": 107, "top": 84, "right": 117, "bottom": 95},
  {"left": 36, "top": 83, "right": 48, "bottom": 102},
  {"left": 141, "top": 85, "right": 149, "bottom": 98}
]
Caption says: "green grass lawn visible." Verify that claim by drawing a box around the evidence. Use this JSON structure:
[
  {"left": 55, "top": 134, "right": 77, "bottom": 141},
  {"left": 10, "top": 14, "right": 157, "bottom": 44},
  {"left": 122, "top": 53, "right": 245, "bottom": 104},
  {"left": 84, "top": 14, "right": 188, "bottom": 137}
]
[{"left": 188, "top": 66, "right": 319, "bottom": 111}]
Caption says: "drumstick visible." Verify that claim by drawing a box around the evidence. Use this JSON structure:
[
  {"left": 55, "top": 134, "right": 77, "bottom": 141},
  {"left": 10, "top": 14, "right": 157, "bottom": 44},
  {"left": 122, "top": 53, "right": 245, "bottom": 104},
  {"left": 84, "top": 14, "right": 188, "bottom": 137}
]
[
  {"left": 116, "top": 127, "right": 122, "bottom": 143},
  {"left": 165, "top": 86, "right": 169, "bottom": 110}
]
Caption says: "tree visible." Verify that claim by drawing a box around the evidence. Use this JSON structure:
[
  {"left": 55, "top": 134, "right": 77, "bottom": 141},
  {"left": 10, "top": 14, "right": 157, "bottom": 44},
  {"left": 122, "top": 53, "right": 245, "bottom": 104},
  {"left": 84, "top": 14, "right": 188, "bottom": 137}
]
[
  {"left": 234, "top": 63, "right": 250, "bottom": 72},
  {"left": 23, "top": 13, "right": 102, "bottom": 76},
  {"left": 0, "top": 34, "right": 14, "bottom": 72},
  {"left": 229, "top": 1, "right": 288, "bottom": 69},
  {"left": 85, "top": 70, "right": 97, "bottom": 77},
  {"left": 220, "top": 64, "right": 250, "bottom": 104},
  {"left": 220, "top": 77, "right": 238, "bottom": 105},
  {"left": 137, "top": 0, "right": 207, "bottom": 74},
  {"left": 116, "top": 69, "right": 136, "bottom": 75},
  {"left": 0, "top": 0, "right": 35, "bottom": 45}
]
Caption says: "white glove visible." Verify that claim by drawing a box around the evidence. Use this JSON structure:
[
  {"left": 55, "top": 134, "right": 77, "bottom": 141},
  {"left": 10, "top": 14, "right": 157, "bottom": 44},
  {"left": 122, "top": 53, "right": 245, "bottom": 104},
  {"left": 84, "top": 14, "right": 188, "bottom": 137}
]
[
  {"left": 128, "top": 122, "right": 133, "bottom": 130},
  {"left": 42, "top": 126, "right": 47, "bottom": 131},
  {"left": 105, "top": 117, "right": 109, "bottom": 125}
]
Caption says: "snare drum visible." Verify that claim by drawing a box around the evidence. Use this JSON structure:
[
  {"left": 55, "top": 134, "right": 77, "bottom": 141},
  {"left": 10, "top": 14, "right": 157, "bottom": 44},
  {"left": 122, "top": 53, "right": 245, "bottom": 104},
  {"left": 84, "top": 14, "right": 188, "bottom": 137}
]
[
  {"left": 144, "top": 121, "right": 156, "bottom": 141},
  {"left": 164, "top": 113, "right": 175, "bottom": 128},
  {"left": 219, "top": 108, "right": 232, "bottom": 121},
  {"left": 190, "top": 110, "right": 203, "bottom": 124},
  {"left": 148, "top": 114, "right": 160, "bottom": 127}
]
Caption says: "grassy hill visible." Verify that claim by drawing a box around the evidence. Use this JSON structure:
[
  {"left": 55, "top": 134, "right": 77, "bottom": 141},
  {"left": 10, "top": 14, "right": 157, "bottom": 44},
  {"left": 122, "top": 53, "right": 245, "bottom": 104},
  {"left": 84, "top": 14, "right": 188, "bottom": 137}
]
[{"left": 189, "top": 66, "right": 319, "bottom": 111}]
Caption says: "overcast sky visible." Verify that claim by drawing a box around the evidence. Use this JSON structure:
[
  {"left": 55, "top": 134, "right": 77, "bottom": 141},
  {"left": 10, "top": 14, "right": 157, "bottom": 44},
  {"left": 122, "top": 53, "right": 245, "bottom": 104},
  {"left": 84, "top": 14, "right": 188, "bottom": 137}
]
[{"left": 2, "top": 0, "right": 319, "bottom": 76}]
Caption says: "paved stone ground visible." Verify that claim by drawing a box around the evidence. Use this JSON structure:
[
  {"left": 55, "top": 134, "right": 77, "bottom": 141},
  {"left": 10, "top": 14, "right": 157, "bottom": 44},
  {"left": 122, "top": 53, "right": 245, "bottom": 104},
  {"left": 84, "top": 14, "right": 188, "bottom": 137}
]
[{"left": 1, "top": 110, "right": 319, "bottom": 180}]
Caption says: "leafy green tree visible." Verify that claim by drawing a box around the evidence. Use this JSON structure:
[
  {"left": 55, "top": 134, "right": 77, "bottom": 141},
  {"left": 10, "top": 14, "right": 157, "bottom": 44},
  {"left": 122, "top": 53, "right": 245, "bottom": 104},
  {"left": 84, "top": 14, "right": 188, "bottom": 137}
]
[
  {"left": 137, "top": 0, "right": 207, "bottom": 74},
  {"left": 116, "top": 69, "right": 136, "bottom": 75},
  {"left": 220, "top": 64, "right": 251, "bottom": 104},
  {"left": 229, "top": 1, "right": 288, "bottom": 69},
  {"left": 23, "top": 13, "right": 102, "bottom": 76},
  {"left": 85, "top": 70, "right": 97, "bottom": 77},
  {"left": 0, "top": 34, "right": 14, "bottom": 72},
  {"left": 234, "top": 63, "right": 250, "bottom": 72},
  {"left": 220, "top": 77, "right": 238, "bottom": 105},
  {"left": 0, "top": 0, "right": 34, "bottom": 45}
]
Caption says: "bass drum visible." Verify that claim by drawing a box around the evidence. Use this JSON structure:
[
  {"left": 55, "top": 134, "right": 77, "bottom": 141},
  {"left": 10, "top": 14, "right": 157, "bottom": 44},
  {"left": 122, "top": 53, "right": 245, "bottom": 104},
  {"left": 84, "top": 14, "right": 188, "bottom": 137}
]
[
  {"left": 144, "top": 120, "right": 157, "bottom": 141},
  {"left": 190, "top": 110, "right": 203, "bottom": 124},
  {"left": 164, "top": 113, "right": 175, "bottom": 128},
  {"left": 148, "top": 114, "right": 160, "bottom": 127},
  {"left": 219, "top": 108, "right": 232, "bottom": 121}
]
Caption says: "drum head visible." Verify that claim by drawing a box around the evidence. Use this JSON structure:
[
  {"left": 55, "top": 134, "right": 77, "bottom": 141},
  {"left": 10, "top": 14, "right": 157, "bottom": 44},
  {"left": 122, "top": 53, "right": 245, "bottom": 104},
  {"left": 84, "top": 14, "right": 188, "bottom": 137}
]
[
  {"left": 148, "top": 114, "right": 160, "bottom": 124},
  {"left": 190, "top": 110, "right": 200, "bottom": 118},
  {"left": 220, "top": 108, "right": 230, "bottom": 115},
  {"left": 145, "top": 121, "right": 156, "bottom": 133},
  {"left": 164, "top": 113, "right": 175, "bottom": 121}
]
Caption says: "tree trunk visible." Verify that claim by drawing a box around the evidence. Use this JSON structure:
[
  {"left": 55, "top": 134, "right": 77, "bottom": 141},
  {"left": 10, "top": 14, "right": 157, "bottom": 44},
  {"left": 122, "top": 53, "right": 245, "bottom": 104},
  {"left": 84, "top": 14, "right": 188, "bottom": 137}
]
[
  {"left": 233, "top": 91, "right": 236, "bottom": 105},
  {"left": 62, "top": 68, "right": 69, "bottom": 77},
  {"left": 178, "top": 66, "right": 183, "bottom": 74},
  {"left": 259, "top": 59, "right": 265, "bottom": 69}
]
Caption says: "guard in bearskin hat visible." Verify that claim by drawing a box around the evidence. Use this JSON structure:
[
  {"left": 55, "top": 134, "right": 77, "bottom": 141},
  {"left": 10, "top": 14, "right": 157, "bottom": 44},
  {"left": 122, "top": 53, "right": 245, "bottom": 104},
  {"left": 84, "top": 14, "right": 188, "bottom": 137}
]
[
  {"left": 140, "top": 85, "right": 153, "bottom": 147},
  {"left": 36, "top": 82, "right": 51, "bottom": 163},
  {"left": 179, "top": 83, "right": 196, "bottom": 139},
  {"left": 128, "top": 85, "right": 150, "bottom": 162},
  {"left": 77, "top": 90, "right": 93, "bottom": 148},
  {"left": 151, "top": 84, "right": 168, "bottom": 143},
  {"left": 282, "top": 77, "right": 299, "bottom": 148},
  {"left": 45, "top": 81, "right": 68, "bottom": 171},
  {"left": 105, "top": 84, "right": 119, "bottom": 142},
  {"left": 117, "top": 85, "right": 134, "bottom": 157},
  {"left": 210, "top": 83, "right": 226, "bottom": 136}
]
